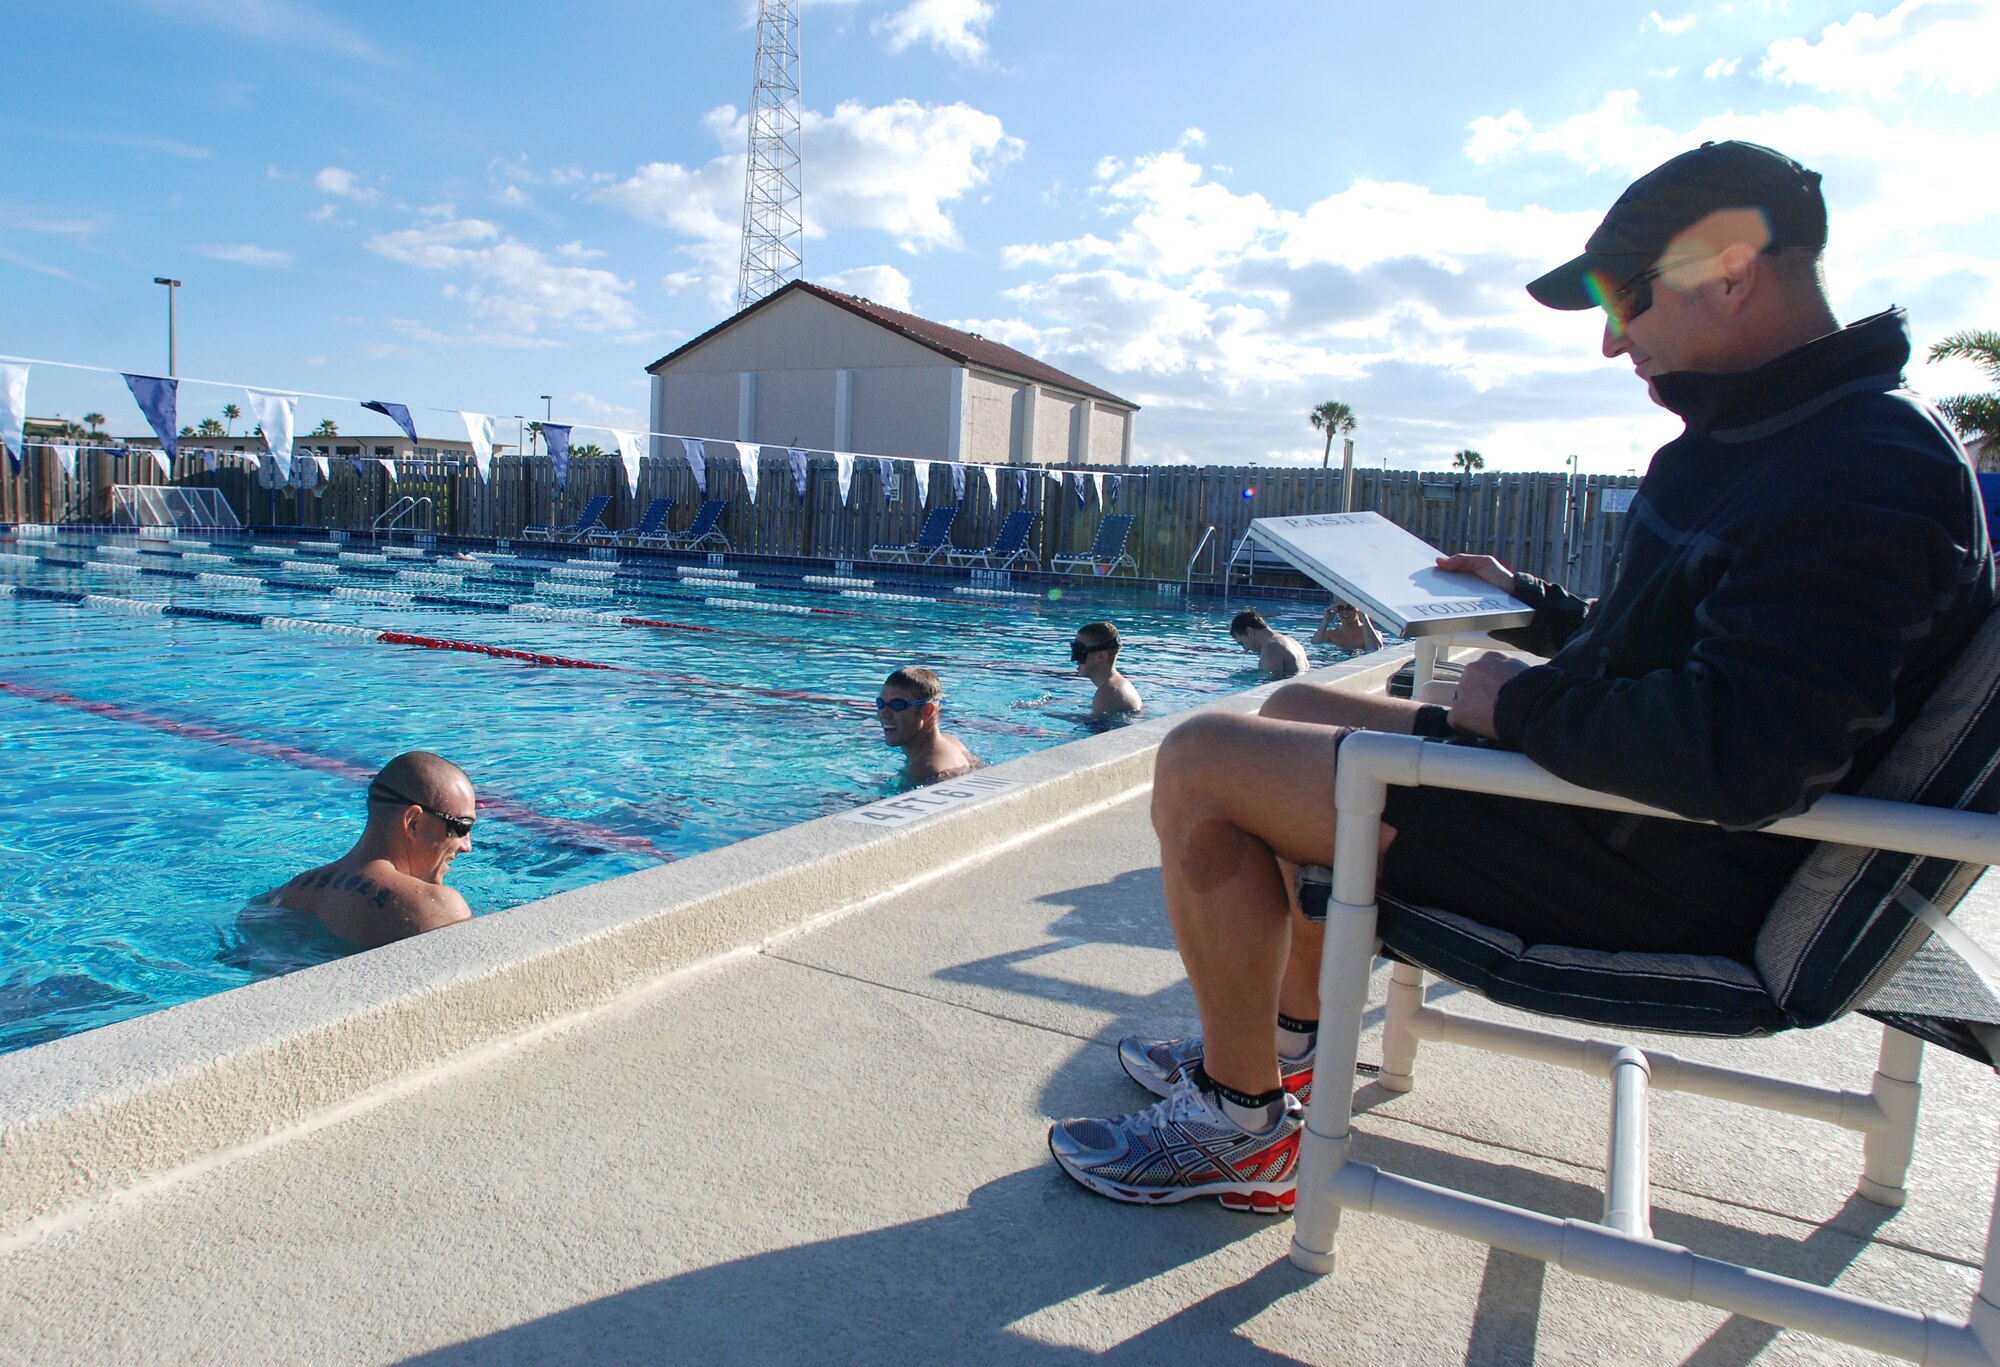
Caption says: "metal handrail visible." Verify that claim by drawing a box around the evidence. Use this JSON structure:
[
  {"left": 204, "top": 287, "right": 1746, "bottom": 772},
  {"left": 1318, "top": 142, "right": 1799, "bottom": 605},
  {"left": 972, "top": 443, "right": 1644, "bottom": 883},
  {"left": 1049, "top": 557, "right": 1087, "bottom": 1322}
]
[
  {"left": 370, "top": 496, "right": 416, "bottom": 544},
  {"left": 1185, "top": 524, "right": 1218, "bottom": 595}
]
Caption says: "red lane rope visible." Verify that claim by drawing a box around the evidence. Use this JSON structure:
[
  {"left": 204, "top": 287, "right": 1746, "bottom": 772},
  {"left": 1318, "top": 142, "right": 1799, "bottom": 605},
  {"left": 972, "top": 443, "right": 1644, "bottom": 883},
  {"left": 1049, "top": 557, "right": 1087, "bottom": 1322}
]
[
  {"left": 377, "top": 631, "right": 620, "bottom": 670},
  {"left": 0, "top": 677, "right": 668, "bottom": 858}
]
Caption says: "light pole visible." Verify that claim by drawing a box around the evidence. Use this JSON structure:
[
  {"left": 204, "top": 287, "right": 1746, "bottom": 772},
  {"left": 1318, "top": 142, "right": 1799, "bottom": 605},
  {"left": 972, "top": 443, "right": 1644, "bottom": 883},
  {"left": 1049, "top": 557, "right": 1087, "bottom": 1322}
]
[
  {"left": 539, "top": 394, "right": 552, "bottom": 458},
  {"left": 1564, "top": 453, "right": 1581, "bottom": 568},
  {"left": 152, "top": 277, "right": 181, "bottom": 376}
]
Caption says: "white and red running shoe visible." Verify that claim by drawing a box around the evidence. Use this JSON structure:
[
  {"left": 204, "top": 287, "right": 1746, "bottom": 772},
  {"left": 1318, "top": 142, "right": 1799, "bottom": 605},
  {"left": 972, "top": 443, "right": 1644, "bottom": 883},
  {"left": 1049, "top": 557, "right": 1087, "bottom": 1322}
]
[
  {"left": 1117, "top": 1033, "right": 1315, "bottom": 1108},
  {"left": 1048, "top": 1080, "right": 1303, "bottom": 1214}
]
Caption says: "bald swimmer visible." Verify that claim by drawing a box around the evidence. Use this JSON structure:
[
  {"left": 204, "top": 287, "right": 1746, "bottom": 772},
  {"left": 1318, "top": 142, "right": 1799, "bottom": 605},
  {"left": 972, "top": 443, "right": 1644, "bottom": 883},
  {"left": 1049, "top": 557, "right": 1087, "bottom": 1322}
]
[{"left": 266, "top": 751, "right": 475, "bottom": 948}]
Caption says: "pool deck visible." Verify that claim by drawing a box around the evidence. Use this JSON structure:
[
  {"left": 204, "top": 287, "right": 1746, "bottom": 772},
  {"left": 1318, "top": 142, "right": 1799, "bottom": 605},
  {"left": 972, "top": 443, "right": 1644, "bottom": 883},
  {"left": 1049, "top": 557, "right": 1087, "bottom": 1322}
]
[{"left": 3, "top": 653, "right": 1996, "bottom": 1364}]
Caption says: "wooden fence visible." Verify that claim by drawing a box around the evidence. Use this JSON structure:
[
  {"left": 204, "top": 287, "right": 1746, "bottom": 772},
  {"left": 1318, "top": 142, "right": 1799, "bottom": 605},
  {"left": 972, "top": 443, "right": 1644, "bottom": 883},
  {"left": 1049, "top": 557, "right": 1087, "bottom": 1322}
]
[{"left": 2, "top": 447, "right": 1641, "bottom": 597}]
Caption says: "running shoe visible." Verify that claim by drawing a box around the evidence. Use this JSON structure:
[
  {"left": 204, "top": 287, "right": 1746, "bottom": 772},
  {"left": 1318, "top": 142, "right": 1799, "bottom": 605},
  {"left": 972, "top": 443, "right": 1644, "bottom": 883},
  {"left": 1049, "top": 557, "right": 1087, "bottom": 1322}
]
[
  {"left": 1118, "top": 1033, "right": 1315, "bottom": 1107},
  {"left": 1048, "top": 1081, "right": 1303, "bottom": 1213}
]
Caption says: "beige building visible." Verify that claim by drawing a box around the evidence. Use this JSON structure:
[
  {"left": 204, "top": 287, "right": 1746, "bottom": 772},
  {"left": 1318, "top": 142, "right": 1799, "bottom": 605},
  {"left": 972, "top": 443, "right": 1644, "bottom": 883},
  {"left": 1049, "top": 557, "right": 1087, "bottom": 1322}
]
[{"left": 646, "top": 280, "right": 1138, "bottom": 467}]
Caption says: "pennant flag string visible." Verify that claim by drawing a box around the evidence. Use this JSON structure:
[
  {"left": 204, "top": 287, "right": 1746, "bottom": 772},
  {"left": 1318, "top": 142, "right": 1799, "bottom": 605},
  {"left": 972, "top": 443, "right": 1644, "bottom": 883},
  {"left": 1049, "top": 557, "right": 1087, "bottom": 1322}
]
[
  {"left": 122, "top": 373, "right": 178, "bottom": 475},
  {"left": 360, "top": 400, "right": 419, "bottom": 443},
  {"left": 460, "top": 412, "right": 496, "bottom": 484},
  {"left": 786, "top": 447, "right": 810, "bottom": 502},
  {"left": 541, "top": 422, "right": 573, "bottom": 492},
  {"left": 734, "top": 441, "right": 760, "bottom": 505},
  {"left": 244, "top": 388, "right": 297, "bottom": 480},
  {"left": 0, "top": 354, "right": 1154, "bottom": 489},
  {"left": 679, "top": 437, "right": 707, "bottom": 496},
  {"left": 612, "top": 429, "right": 646, "bottom": 497},
  {"left": 0, "top": 362, "right": 27, "bottom": 467}
]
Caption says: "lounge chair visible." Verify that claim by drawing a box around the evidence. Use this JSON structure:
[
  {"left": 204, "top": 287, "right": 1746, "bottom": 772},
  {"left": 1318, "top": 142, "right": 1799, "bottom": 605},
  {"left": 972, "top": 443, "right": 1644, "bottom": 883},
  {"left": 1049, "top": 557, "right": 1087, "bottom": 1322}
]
[
  {"left": 606, "top": 496, "right": 675, "bottom": 548},
  {"left": 1287, "top": 607, "right": 2000, "bottom": 1364},
  {"left": 946, "top": 508, "right": 1040, "bottom": 571},
  {"left": 1049, "top": 512, "right": 1136, "bottom": 577},
  {"left": 522, "top": 494, "right": 612, "bottom": 543},
  {"left": 665, "top": 498, "right": 729, "bottom": 552},
  {"left": 870, "top": 505, "right": 959, "bottom": 565}
]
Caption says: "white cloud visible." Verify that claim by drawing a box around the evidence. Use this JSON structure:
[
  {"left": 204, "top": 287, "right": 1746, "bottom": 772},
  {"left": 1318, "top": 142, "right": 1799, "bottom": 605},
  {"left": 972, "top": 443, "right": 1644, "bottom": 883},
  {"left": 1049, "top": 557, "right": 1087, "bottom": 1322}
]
[
  {"left": 196, "top": 242, "right": 293, "bottom": 267},
  {"left": 314, "top": 166, "right": 377, "bottom": 200},
  {"left": 1644, "top": 11, "right": 1698, "bottom": 34},
  {"left": 1704, "top": 55, "right": 1741, "bottom": 79},
  {"left": 874, "top": 0, "right": 995, "bottom": 63},
  {"left": 131, "top": 0, "right": 384, "bottom": 62},
  {"left": 497, "top": 184, "right": 531, "bottom": 208},
  {"left": 598, "top": 98, "right": 1021, "bottom": 305},
  {"left": 1462, "top": 89, "right": 1682, "bottom": 175},
  {"left": 386, "top": 318, "right": 558, "bottom": 351},
  {"left": 1761, "top": 0, "right": 2000, "bottom": 96},
  {"left": 366, "top": 219, "right": 642, "bottom": 341},
  {"left": 820, "top": 264, "right": 916, "bottom": 311}
]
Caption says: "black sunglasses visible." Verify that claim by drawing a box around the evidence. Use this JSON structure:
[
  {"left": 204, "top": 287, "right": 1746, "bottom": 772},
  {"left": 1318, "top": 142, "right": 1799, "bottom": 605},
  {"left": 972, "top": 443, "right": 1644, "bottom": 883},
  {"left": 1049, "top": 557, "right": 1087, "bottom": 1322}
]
[
  {"left": 369, "top": 781, "right": 476, "bottom": 839},
  {"left": 874, "top": 695, "right": 938, "bottom": 713},
  {"left": 1070, "top": 640, "right": 1106, "bottom": 663}
]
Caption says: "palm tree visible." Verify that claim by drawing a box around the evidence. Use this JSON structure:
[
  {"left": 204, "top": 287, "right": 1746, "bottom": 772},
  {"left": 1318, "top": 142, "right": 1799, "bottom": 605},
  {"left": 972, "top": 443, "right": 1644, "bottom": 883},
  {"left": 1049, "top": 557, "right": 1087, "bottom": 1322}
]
[
  {"left": 222, "top": 403, "right": 241, "bottom": 436},
  {"left": 1928, "top": 330, "right": 2000, "bottom": 448},
  {"left": 196, "top": 417, "right": 225, "bottom": 437},
  {"left": 83, "top": 412, "right": 105, "bottom": 439},
  {"left": 1309, "top": 401, "right": 1357, "bottom": 470},
  {"left": 311, "top": 418, "right": 338, "bottom": 437},
  {"left": 527, "top": 420, "right": 544, "bottom": 458},
  {"left": 1450, "top": 448, "right": 1486, "bottom": 472},
  {"left": 571, "top": 442, "right": 605, "bottom": 458}
]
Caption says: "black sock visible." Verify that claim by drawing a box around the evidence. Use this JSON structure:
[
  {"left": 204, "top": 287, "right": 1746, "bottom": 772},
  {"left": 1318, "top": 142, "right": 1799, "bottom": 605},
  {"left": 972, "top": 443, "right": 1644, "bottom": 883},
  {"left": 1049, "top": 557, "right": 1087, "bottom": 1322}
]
[
  {"left": 1276, "top": 1012, "right": 1318, "bottom": 1060},
  {"left": 1193, "top": 1064, "right": 1286, "bottom": 1133}
]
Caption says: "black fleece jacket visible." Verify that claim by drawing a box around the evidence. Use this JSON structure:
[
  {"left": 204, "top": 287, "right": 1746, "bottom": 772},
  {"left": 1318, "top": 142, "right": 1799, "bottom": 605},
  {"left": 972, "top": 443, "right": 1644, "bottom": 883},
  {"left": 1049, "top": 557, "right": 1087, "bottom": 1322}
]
[{"left": 1489, "top": 309, "right": 1992, "bottom": 831}]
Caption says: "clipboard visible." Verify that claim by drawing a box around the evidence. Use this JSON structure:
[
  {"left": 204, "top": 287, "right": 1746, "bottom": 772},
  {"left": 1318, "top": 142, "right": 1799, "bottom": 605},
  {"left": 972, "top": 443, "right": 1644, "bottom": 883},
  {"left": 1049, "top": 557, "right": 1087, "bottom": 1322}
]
[{"left": 1247, "top": 511, "right": 1534, "bottom": 638}]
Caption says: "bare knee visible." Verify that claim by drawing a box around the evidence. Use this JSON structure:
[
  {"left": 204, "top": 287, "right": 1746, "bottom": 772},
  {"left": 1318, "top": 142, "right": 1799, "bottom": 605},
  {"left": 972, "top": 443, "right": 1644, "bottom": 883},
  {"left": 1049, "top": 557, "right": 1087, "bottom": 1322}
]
[{"left": 1261, "top": 681, "right": 1342, "bottom": 723}]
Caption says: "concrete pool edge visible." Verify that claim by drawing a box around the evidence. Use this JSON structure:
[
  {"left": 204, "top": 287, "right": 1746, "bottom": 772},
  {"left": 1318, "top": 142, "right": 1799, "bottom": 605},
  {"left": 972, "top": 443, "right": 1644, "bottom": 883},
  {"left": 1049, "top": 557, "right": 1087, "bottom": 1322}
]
[{"left": 0, "top": 648, "right": 1408, "bottom": 1240}]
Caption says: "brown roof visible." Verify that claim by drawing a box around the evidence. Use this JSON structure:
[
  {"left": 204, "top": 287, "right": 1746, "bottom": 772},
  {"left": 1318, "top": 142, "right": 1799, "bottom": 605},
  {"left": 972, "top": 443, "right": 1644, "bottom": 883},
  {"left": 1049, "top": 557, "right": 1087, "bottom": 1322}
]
[{"left": 647, "top": 279, "right": 1136, "bottom": 410}]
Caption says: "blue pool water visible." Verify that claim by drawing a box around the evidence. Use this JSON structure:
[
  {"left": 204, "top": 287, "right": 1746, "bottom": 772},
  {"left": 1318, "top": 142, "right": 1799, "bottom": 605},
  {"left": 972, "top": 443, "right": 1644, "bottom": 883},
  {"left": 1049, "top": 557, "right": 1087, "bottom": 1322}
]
[{"left": 0, "top": 527, "right": 1364, "bottom": 1051}]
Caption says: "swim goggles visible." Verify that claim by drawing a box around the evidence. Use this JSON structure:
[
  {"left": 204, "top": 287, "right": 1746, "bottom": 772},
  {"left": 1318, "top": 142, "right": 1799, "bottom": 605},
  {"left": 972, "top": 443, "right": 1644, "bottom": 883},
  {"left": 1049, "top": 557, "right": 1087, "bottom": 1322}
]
[{"left": 368, "top": 781, "right": 477, "bottom": 839}]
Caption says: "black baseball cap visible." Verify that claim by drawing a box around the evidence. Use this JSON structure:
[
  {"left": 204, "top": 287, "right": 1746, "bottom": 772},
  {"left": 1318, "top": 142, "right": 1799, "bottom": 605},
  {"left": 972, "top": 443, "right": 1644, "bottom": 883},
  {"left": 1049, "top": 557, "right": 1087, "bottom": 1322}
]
[{"left": 1526, "top": 141, "right": 1827, "bottom": 310}]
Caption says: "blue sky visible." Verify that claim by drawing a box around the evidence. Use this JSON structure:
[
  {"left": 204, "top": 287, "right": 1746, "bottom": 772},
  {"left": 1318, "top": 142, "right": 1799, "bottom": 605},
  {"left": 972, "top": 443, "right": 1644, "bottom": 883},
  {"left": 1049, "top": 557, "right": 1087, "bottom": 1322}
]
[{"left": 3, "top": 0, "right": 1996, "bottom": 472}]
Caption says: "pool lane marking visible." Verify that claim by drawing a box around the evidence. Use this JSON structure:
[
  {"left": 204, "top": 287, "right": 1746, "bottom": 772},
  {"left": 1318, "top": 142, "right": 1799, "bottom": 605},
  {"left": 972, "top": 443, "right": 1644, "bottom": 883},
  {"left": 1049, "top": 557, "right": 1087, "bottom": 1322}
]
[
  {"left": 7, "top": 582, "right": 1061, "bottom": 737},
  {"left": 0, "top": 676, "right": 669, "bottom": 859},
  {"left": 13, "top": 542, "right": 1226, "bottom": 692}
]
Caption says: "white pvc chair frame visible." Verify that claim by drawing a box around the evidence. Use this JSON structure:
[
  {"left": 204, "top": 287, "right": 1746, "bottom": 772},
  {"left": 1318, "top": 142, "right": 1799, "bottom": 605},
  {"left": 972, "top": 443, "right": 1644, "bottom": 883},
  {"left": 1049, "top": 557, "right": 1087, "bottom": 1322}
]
[{"left": 1290, "top": 729, "right": 2000, "bottom": 1367}]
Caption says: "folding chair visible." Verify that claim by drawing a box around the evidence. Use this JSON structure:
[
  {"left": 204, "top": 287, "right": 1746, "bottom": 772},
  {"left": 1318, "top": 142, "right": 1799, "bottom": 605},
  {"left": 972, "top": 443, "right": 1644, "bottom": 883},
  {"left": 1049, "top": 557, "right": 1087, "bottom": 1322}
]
[
  {"left": 1289, "top": 608, "right": 2000, "bottom": 1365},
  {"left": 522, "top": 494, "right": 611, "bottom": 543},
  {"left": 665, "top": 498, "right": 729, "bottom": 552},
  {"left": 946, "top": 509, "right": 1040, "bottom": 571},
  {"left": 871, "top": 504, "right": 959, "bottom": 565},
  {"left": 1050, "top": 513, "right": 1137, "bottom": 577},
  {"left": 611, "top": 496, "right": 675, "bottom": 548}
]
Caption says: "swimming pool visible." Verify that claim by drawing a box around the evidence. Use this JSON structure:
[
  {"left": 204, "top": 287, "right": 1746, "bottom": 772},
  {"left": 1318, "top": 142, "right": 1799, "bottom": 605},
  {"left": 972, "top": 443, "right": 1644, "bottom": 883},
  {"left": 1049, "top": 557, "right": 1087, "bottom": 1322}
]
[{"left": 0, "top": 525, "right": 1360, "bottom": 1052}]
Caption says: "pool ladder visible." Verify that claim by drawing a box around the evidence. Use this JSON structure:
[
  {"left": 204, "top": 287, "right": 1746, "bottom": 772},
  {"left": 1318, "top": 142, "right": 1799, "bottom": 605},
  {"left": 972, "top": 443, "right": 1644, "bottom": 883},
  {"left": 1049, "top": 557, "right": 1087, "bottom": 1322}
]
[
  {"left": 1185, "top": 524, "right": 1217, "bottom": 595},
  {"left": 372, "top": 495, "right": 433, "bottom": 544}
]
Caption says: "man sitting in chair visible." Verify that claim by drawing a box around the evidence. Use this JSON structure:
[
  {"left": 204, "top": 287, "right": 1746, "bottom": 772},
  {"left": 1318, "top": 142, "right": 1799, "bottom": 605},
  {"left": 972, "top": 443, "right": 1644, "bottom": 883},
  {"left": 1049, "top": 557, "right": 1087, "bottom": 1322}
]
[{"left": 1049, "top": 141, "right": 1994, "bottom": 1213}]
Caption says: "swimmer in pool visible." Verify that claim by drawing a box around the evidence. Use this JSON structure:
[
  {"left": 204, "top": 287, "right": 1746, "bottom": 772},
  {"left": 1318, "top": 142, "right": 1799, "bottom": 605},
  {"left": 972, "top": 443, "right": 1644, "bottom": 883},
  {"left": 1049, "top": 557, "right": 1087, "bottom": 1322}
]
[
  {"left": 1228, "top": 608, "right": 1310, "bottom": 679},
  {"left": 1072, "top": 621, "right": 1143, "bottom": 717},
  {"left": 263, "top": 750, "right": 475, "bottom": 948},
  {"left": 876, "top": 666, "right": 982, "bottom": 785}
]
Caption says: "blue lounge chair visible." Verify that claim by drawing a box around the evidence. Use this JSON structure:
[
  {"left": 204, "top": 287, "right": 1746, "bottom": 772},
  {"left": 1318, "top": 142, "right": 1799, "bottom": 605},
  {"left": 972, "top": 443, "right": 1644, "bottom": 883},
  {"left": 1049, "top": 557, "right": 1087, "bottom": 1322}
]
[
  {"left": 946, "top": 508, "right": 1040, "bottom": 571},
  {"left": 665, "top": 498, "right": 730, "bottom": 552},
  {"left": 607, "top": 496, "right": 675, "bottom": 548},
  {"left": 523, "top": 493, "right": 612, "bottom": 543},
  {"left": 871, "top": 504, "right": 959, "bottom": 564},
  {"left": 1050, "top": 512, "right": 1137, "bottom": 577}
]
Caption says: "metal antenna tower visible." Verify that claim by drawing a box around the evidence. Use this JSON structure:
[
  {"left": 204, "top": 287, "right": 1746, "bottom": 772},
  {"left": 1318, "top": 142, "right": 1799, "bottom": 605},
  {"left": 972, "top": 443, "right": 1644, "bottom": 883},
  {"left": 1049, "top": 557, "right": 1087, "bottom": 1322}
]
[{"left": 737, "top": 0, "right": 803, "bottom": 309}]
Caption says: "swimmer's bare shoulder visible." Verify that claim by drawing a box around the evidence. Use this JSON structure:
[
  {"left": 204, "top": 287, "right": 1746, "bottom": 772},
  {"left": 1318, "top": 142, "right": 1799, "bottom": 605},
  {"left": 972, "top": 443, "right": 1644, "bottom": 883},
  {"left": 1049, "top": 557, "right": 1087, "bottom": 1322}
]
[{"left": 267, "top": 859, "right": 471, "bottom": 949}]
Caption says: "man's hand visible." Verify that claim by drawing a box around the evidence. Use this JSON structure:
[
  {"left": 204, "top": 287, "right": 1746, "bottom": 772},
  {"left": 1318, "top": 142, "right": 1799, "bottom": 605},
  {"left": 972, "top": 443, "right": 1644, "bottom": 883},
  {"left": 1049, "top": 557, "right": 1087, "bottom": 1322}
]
[
  {"left": 1448, "top": 651, "right": 1531, "bottom": 739},
  {"left": 1436, "top": 553, "right": 1515, "bottom": 592}
]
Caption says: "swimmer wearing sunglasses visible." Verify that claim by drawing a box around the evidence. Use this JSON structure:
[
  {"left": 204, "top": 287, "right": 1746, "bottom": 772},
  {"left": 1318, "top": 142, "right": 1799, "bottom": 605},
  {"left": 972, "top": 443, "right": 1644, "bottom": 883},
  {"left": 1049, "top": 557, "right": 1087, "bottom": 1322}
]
[
  {"left": 875, "top": 666, "right": 982, "bottom": 786},
  {"left": 261, "top": 750, "right": 475, "bottom": 948}
]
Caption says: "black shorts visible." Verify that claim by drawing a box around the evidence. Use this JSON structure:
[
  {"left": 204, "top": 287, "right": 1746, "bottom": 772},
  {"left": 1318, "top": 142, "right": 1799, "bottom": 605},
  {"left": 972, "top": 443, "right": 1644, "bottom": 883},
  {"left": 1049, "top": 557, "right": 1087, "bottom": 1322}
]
[{"left": 1374, "top": 743, "right": 1811, "bottom": 962}]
